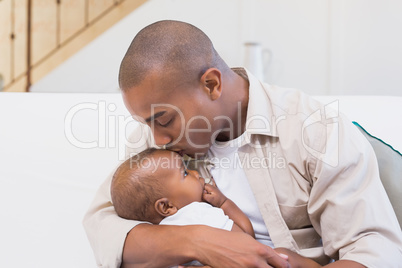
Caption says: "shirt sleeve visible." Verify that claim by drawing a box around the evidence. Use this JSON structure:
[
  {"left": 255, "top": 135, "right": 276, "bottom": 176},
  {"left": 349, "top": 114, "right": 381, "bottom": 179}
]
[
  {"left": 82, "top": 124, "right": 154, "bottom": 268},
  {"left": 307, "top": 113, "right": 402, "bottom": 267}
]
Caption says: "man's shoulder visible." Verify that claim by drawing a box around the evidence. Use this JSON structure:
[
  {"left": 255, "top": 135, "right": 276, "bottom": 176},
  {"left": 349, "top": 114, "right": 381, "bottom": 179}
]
[{"left": 262, "top": 84, "right": 322, "bottom": 117}]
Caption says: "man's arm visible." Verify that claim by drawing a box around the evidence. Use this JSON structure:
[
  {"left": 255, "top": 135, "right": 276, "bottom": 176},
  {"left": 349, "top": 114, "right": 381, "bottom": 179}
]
[
  {"left": 306, "top": 114, "right": 402, "bottom": 267},
  {"left": 202, "top": 181, "right": 255, "bottom": 237},
  {"left": 324, "top": 260, "right": 364, "bottom": 268},
  {"left": 122, "top": 223, "right": 289, "bottom": 268},
  {"left": 273, "top": 248, "right": 364, "bottom": 268},
  {"left": 84, "top": 127, "right": 289, "bottom": 267},
  {"left": 85, "top": 179, "right": 291, "bottom": 268},
  {"left": 84, "top": 172, "right": 289, "bottom": 268}
]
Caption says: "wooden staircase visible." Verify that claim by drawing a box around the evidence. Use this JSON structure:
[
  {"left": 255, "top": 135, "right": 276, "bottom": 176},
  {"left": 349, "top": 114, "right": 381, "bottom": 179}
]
[{"left": 0, "top": 0, "right": 147, "bottom": 92}]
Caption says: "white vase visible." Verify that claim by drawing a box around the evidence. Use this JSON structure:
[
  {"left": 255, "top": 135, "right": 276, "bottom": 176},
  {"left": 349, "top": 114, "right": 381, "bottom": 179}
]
[
  {"left": 0, "top": 74, "right": 4, "bottom": 92},
  {"left": 243, "top": 42, "right": 272, "bottom": 81}
]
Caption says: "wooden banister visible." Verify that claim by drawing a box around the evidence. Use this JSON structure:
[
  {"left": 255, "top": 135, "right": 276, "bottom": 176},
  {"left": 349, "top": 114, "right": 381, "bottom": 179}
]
[{"left": 0, "top": 0, "right": 147, "bottom": 92}]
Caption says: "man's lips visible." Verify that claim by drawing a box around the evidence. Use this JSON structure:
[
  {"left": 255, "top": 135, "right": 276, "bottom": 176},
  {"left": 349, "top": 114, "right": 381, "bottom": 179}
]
[
  {"left": 172, "top": 149, "right": 207, "bottom": 158},
  {"left": 174, "top": 150, "right": 184, "bottom": 157}
]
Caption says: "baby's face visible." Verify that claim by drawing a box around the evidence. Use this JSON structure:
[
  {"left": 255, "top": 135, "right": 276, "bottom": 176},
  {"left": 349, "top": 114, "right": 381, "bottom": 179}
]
[{"left": 154, "top": 151, "right": 205, "bottom": 209}]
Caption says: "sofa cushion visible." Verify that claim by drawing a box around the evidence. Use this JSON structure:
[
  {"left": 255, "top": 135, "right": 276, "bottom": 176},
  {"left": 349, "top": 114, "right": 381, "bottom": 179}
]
[{"left": 353, "top": 121, "right": 402, "bottom": 228}]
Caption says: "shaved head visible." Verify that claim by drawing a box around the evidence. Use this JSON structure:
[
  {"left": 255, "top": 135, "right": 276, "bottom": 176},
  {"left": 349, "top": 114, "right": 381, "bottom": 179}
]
[{"left": 118, "top": 20, "right": 230, "bottom": 91}]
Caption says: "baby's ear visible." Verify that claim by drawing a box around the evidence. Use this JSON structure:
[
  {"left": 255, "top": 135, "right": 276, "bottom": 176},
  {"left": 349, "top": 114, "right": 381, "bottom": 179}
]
[{"left": 155, "top": 198, "right": 178, "bottom": 217}]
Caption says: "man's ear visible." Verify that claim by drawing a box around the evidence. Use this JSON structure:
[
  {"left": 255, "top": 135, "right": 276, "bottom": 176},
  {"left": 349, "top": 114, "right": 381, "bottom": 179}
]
[
  {"left": 154, "top": 198, "right": 178, "bottom": 217},
  {"left": 200, "top": 68, "right": 222, "bottom": 101}
]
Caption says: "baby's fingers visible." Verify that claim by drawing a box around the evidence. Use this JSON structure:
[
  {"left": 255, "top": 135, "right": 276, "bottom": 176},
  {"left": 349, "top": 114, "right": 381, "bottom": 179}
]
[
  {"left": 204, "top": 183, "right": 217, "bottom": 192},
  {"left": 204, "top": 177, "right": 216, "bottom": 186}
]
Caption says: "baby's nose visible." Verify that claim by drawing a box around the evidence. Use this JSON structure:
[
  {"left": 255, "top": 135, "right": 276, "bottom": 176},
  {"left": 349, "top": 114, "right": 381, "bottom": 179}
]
[
  {"left": 199, "top": 176, "right": 205, "bottom": 185},
  {"left": 188, "top": 169, "right": 199, "bottom": 177}
]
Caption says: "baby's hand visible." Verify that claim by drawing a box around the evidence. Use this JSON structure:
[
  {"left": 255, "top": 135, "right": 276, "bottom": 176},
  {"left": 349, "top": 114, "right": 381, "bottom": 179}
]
[{"left": 202, "top": 178, "right": 227, "bottom": 208}]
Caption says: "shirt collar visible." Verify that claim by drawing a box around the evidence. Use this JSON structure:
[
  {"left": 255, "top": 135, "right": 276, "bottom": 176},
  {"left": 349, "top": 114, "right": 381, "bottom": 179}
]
[{"left": 234, "top": 68, "right": 279, "bottom": 138}]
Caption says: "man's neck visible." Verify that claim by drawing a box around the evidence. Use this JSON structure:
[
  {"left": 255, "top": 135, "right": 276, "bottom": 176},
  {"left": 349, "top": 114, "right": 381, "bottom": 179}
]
[{"left": 216, "top": 68, "right": 249, "bottom": 142}]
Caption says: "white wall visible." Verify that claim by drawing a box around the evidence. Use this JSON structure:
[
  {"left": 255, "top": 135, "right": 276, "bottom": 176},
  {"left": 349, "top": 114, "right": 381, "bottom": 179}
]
[
  {"left": 31, "top": 0, "right": 402, "bottom": 96},
  {"left": 329, "top": 0, "right": 402, "bottom": 95}
]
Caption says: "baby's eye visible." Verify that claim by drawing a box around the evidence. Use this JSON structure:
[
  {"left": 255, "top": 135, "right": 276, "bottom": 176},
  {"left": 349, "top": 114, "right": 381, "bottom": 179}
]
[{"left": 184, "top": 170, "right": 188, "bottom": 177}]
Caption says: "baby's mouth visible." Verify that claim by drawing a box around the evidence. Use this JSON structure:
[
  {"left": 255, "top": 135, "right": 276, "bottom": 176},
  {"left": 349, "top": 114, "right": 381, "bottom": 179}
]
[
  {"left": 203, "top": 177, "right": 213, "bottom": 185},
  {"left": 200, "top": 176, "right": 214, "bottom": 186}
]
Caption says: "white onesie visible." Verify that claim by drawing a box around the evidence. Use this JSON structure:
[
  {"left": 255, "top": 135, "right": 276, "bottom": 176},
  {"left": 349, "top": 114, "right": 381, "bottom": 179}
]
[{"left": 160, "top": 201, "right": 234, "bottom": 266}]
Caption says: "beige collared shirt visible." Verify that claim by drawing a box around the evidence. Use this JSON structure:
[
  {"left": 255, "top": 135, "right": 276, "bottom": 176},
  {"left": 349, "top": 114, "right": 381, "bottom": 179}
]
[{"left": 83, "top": 68, "right": 402, "bottom": 267}]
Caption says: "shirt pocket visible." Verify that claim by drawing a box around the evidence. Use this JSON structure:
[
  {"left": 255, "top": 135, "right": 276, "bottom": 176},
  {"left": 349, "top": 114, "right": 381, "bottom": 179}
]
[{"left": 278, "top": 203, "right": 311, "bottom": 229}]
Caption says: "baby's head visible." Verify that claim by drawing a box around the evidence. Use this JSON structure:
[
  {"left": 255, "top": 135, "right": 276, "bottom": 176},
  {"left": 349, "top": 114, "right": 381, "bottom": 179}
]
[{"left": 111, "top": 148, "right": 205, "bottom": 224}]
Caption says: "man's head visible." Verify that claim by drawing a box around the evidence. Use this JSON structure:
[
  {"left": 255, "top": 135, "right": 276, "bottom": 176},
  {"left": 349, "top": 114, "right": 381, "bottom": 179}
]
[
  {"left": 111, "top": 148, "right": 205, "bottom": 224},
  {"left": 119, "top": 20, "right": 229, "bottom": 92},
  {"left": 119, "top": 20, "right": 240, "bottom": 158}
]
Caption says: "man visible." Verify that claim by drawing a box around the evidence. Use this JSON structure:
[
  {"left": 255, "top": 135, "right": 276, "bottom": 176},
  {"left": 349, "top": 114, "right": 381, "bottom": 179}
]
[{"left": 83, "top": 20, "right": 402, "bottom": 267}]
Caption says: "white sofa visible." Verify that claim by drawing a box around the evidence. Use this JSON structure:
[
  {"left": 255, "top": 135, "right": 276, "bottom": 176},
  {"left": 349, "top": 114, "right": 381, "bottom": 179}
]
[{"left": 0, "top": 92, "right": 401, "bottom": 268}]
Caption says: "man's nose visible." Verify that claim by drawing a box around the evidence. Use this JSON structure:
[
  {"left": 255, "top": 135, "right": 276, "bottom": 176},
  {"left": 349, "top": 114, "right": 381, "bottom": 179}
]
[{"left": 153, "top": 131, "right": 172, "bottom": 147}]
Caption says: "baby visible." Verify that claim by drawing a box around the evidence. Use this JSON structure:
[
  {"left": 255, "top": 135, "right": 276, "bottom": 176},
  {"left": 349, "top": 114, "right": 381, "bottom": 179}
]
[
  {"left": 111, "top": 148, "right": 320, "bottom": 268},
  {"left": 111, "top": 148, "right": 255, "bottom": 237}
]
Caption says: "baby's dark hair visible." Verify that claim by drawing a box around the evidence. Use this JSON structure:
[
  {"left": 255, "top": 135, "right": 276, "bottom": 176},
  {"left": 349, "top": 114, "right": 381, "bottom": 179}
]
[{"left": 111, "top": 148, "right": 167, "bottom": 224}]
